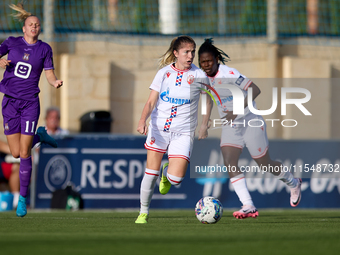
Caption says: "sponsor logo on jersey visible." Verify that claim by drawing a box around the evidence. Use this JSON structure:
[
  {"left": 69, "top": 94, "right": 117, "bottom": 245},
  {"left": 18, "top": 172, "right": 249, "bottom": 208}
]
[
  {"left": 24, "top": 48, "right": 32, "bottom": 51},
  {"left": 235, "top": 75, "right": 245, "bottom": 86},
  {"left": 160, "top": 88, "right": 191, "bottom": 105},
  {"left": 23, "top": 53, "right": 30, "bottom": 61},
  {"left": 229, "top": 71, "right": 234, "bottom": 75},
  {"left": 166, "top": 72, "right": 171, "bottom": 78},
  {"left": 187, "top": 75, "right": 194, "bottom": 85},
  {"left": 217, "top": 96, "right": 233, "bottom": 106}
]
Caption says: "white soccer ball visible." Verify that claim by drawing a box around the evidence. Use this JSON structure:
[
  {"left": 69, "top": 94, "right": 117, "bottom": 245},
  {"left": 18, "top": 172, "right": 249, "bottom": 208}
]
[{"left": 195, "top": 196, "right": 223, "bottom": 224}]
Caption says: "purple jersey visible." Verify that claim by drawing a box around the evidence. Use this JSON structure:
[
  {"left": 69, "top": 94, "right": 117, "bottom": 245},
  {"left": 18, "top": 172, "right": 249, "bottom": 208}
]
[{"left": 0, "top": 36, "right": 54, "bottom": 101}]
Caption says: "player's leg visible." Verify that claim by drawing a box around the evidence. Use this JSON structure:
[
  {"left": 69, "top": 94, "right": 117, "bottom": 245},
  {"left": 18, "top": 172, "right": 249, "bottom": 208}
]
[
  {"left": 15, "top": 134, "right": 34, "bottom": 217},
  {"left": 222, "top": 146, "right": 258, "bottom": 219},
  {"left": 6, "top": 133, "right": 21, "bottom": 158},
  {"left": 253, "top": 151, "right": 302, "bottom": 207},
  {"left": 135, "top": 149, "right": 163, "bottom": 224},
  {"left": 15, "top": 100, "right": 40, "bottom": 217},
  {"left": 159, "top": 133, "right": 192, "bottom": 195},
  {"left": 136, "top": 127, "right": 168, "bottom": 224},
  {"left": 245, "top": 115, "right": 301, "bottom": 207},
  {"left": 9, "top": 163, "right": 20, "bottom": 208},
  {"left": 163, "top": 157, "right": 188, "bottom": 186},
  {"left": 2, "top": 96, "right": 21, "bottom": 158}
]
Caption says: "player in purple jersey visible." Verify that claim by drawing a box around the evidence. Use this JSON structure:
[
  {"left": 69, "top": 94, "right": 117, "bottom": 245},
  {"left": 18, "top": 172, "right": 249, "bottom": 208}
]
[{"left": 0, "top": 3, "right": 63, "bottom": 217}]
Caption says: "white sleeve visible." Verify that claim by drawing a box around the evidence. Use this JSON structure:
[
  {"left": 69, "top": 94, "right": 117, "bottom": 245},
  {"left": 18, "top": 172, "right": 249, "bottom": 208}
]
[
  {"left": 195, "top": 69, "right": 210, "bottom": 94},
  {"left": 149, "top": 69, "right": 165, "bottom": 92},
  {"left": 228, "top": 68, "right": 252, "bottom": 91}
]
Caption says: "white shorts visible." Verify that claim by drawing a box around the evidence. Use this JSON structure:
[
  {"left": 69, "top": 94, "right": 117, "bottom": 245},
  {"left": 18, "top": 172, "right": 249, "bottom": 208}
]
[
  {"left": 144, "top": 126, "right": 194, "bottom": 162},
  {"left": 220, "top": 114, "right": 269, "bottom": 159}
]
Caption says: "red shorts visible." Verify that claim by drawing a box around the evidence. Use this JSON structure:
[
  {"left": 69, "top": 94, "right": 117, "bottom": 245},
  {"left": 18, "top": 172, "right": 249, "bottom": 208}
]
[{"left": 1, "top": 162, "right": 13, "bottom": 180}]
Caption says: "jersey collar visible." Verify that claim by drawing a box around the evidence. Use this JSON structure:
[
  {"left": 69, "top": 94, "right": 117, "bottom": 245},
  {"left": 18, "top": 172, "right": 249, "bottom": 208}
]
[{"left": 170, "top": 63, "right": 192, "bottom": 72}]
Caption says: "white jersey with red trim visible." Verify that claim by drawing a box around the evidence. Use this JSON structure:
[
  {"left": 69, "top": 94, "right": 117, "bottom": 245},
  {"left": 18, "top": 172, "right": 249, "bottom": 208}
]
[
  {"left": 149, "top": 63, "right": 208, "bottom": 134},
  {"left": 208, "top": 65, "right": 255, "bottom": 120}
]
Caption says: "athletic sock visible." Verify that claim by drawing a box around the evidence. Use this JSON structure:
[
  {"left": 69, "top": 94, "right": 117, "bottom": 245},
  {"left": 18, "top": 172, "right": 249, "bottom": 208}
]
[
  {"left": 12, "top": 192, "right": 20, "bottom": 208},
  {"left": 19, "top": 157, "right": 32, "bottom": 197},
  {"left": 278, "top": 170, "right": 298, "bottom": 188},
  {"left": 230, "top": 173, "right": 254, "bottom": 206},
  {"left": 140, "top": 168, "right": 159, "bottom": 214},
  {"left": 167, "top": 173, "right": 184, "bottom": 186}
]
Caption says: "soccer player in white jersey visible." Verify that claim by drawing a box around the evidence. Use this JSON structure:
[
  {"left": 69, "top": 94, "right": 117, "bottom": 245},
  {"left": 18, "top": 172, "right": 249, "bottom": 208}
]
[
  {"left": 198, "top": 39, "right": 302, "bottom": 219},
  {"left": 135, "top": 36, "right": 211, "bottom": 223}
]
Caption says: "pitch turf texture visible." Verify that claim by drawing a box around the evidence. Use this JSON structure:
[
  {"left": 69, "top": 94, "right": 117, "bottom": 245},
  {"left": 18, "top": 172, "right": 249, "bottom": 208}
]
[{"left": 1, "top": 210, "right": 339, "bottom": 255}]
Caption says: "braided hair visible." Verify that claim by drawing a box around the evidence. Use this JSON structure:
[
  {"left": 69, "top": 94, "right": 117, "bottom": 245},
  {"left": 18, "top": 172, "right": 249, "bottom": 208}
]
[{"left": 198, "top": 38, "right": 230, "bottom": 67}]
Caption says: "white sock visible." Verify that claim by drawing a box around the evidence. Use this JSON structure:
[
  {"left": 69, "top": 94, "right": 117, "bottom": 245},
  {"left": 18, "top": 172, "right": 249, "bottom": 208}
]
[
  {"left": 12, "top": 192, "right": 20, "bottom": 208},
  {"left": 230, "top": 174, "right": 254, "bottom": 206},
  {"left": 140, "top": 168, "right": 159, "bottom": 214},
  {"left": 278, "top": 171, "right": 298, "bottom": 188},
  {"left": 167, "top": 173, "right": 184, "bottom": 186}
]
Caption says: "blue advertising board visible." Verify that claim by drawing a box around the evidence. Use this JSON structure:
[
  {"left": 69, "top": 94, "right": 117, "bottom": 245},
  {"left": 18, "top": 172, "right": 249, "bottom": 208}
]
[{"left": 34, "top": 135, "right": 340, "bottom": 209}]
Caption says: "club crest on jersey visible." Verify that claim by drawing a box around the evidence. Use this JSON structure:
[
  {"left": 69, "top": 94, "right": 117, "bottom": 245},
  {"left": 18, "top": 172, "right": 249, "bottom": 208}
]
[
  {"left": 150, "top": 137, "right": 155, "bottom": 145},
  {"left": 5, "top": 123, "right": 9, "bottom": 130},
  {"left": 23, "top": 53, "right": 30, "bottom": 61},
  {"left": 166, "top": 72, "right": 171, "bottom": 78},
  {"left": 187, "top": 75, "right": 194, "bottom": 85}
]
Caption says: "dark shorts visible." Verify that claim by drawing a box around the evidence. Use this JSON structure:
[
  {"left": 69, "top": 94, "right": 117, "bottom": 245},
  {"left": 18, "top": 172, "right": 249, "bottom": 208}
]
[{"left": 2, "top": 95, "right": 40, "bottom": 136}]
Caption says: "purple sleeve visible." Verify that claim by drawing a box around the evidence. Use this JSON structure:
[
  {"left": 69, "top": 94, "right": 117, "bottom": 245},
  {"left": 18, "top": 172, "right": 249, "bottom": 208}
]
[
  {"left": 0, "top": 38, "right": 10, "bottom": 57},
  {"left": 44, "top": 45, "right": 54, "bottom": 70}
]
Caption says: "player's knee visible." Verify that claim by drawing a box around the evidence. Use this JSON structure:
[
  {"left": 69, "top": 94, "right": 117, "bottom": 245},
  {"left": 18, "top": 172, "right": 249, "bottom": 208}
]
[
  {"left": 223, "top": 157, "right": 238, "bottom": 168},
  {"left": 11, "top": 151, "right": 20, "bottom": 159},
  {"left": 167, "top": 173, "right": 184, "bottom": 186},
  {"left": 19, "top": 150, "right": 31, "bottom": 159}
]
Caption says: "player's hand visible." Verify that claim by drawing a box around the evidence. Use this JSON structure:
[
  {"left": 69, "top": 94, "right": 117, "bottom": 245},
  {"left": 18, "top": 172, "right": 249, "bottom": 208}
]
[
  {"left": 137, "top": 120, "right": 148, "bottom": 135},
  {"left": 53, "top": 80, "right": 63, "bottom": 89},
  {"left": 0, "top": 59, "right": 11, "bottom": 69},
  {"left": 198, "top": 120, "right": 211, "bottom": 140},
  {"left": 222, "top": 110, "right": 237, "bottom": 122}
]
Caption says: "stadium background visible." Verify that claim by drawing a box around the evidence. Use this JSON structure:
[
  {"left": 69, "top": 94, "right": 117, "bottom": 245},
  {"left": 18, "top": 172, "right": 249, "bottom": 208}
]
[{"left": 0, "top": 0, "right": 340, "bottom": 210}]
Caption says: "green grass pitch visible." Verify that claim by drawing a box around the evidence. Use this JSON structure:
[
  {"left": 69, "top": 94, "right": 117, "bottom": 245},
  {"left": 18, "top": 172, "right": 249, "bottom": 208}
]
[{"left": 1, "top": 209, "right": 340, "bottom": 255}]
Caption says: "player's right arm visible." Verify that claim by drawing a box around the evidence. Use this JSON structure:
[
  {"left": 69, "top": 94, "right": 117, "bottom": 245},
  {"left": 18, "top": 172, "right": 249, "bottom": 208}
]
[
  {"left": 137, "top": 89, "right": 159, "bottom": 135},
  {"left": 0, "top": 55, "right": 11, "bottom": 69},
  {"left": 0, "top": 38, "right": 11, "bottom": 69}
]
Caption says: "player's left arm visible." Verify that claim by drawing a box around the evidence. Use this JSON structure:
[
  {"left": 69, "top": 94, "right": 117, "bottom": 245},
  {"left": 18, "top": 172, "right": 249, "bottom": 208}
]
[
  {"left": 223, "top": 82, "right": 260, "bottom": 122},
  {"left": 45, "top": 69, "right": 63, "bottom": 89},
  {"left": 198, "top": 94, "right": 213, "bottom": 140},
  {"left": 243, "top": 82, "right": 261, "bottom": 108}
]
